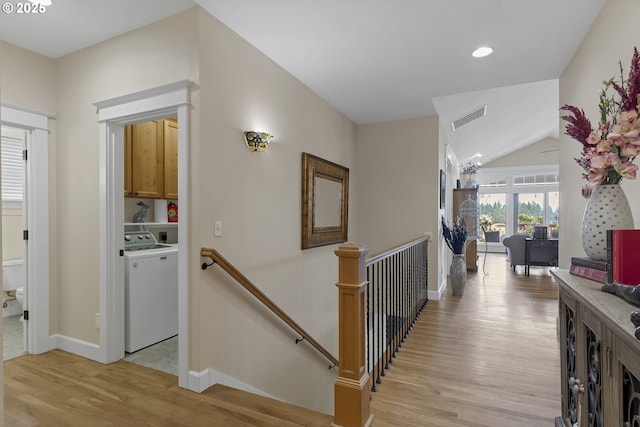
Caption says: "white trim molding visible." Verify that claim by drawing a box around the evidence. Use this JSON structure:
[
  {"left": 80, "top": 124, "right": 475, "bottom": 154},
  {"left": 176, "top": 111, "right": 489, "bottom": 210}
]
[
  {"left": 1, "top": 103, "right": 52, "bottom": 355},
  {"left": 93, "top": 80, "right": 193, "bottom": 390},
  {"left": 188, "top": 368, "right": 277, "bottom": 401},
  {"left": 50, "top": 334, "right": 101, "bottom": 361}
]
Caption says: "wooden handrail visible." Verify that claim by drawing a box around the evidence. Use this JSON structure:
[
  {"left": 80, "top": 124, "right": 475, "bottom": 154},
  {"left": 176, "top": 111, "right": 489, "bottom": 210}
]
[
  {"left": 200, "top": 248, "right": 339, "bottom": 368},
  {"left": 365, "top": 234, "right": 431, "bottom": 266}
]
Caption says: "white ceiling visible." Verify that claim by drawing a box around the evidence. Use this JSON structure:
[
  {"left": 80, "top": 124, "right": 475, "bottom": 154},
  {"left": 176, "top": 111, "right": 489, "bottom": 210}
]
[{"left": 0, "top": 0, "right": 606, "bottom": 164}]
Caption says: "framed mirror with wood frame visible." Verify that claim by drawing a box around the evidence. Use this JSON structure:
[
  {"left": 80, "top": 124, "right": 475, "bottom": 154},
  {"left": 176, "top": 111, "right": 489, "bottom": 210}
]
[{"left": 301, "top": 152, "right": 349, "bottom": 249}]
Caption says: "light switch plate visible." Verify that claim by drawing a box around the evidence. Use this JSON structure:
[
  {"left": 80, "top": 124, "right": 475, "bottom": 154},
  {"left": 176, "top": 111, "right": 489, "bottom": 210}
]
[{"left": 214, "top": 220, "right": 222, "bottom": 237}]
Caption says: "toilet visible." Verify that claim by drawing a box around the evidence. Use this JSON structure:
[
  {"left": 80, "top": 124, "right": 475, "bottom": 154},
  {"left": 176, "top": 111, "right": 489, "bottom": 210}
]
[
  {"left": 15, "top": 286, "right": 24, "bottom": 307},
  {"left": 3, "top": 259, "right": 25, "bottom": 309}
]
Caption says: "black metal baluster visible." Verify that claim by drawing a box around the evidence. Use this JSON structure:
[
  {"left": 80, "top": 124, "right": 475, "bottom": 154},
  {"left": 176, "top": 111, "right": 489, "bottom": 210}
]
[
  {"left": 385, "top": 257, "right": 391, "bottom": 370},
  {"left": 380, "top": 259, "right": 387, "bottom": 378},
  {"left": 424, "top": 241, "right": 429, "bottom": 306},
  {"left": 405, "top": 247, "right": 410, "bottom": 334},
  {"left": 401, "top": 249, "right": 407, "bottom": 346},
  {"left": 372, "top": 262, "right": 377, "bottom": 387},
  {"left": 366, "top": 265, "right": 374, "bottom": 392},
  {"left": 421, "top": 241, "right": 427, "bottom": 309},
  {"left": 393, "top": 252, "right": 399, "bottom": 359},
  {"left": 410, "top": 245, "right": 415, "bottom": 330},
  {"left": 375, "top": 261, "right": 382, "bottom": 386}
]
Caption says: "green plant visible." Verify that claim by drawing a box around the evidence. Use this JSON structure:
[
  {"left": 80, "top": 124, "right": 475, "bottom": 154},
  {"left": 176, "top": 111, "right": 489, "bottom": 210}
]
[
  {"left": 518, "top": 213, "right": 535, "bottom": 224},
  {"left": 479, "top": 214, "right": 493, "bottom": 229}
]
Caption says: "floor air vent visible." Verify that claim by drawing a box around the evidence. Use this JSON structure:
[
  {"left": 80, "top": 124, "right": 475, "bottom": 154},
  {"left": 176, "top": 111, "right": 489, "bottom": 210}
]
[{"left": 451, "top": 105, "right": 487, "bottom": 131}]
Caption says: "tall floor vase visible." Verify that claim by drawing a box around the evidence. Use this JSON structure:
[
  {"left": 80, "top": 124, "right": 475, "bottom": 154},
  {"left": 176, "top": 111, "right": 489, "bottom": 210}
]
[
  {"left": 581, "top": 184, "right": 634, "bottom": 261},
  {"left": 450, "top": 254, "right": 467, "bottom": 296}
]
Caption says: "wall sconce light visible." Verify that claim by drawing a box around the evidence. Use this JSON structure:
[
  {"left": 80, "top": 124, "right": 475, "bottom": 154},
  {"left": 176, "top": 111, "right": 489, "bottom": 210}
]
[{"left": 244, "top": 131, "right": 273, "bottom": 152}]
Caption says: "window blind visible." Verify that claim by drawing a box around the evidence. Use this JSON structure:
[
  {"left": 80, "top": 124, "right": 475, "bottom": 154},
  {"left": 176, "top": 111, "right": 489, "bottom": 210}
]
[{"left": 1, "top": 129, "right": 25, "bottom": 202}]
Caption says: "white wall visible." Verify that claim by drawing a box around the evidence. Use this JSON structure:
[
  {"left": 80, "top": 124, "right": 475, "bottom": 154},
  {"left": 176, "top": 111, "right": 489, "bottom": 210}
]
[
  {"left": 559, "top": 0, "right": 640, "bottom": 268},
  {"left": 483, "top": 137, "right": 559, "bottom": 168}
]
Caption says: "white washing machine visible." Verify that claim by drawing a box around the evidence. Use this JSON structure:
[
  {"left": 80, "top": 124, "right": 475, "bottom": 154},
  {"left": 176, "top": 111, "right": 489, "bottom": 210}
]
[{"left": 124, "top": 231, "right": 179, "bottom": 353}]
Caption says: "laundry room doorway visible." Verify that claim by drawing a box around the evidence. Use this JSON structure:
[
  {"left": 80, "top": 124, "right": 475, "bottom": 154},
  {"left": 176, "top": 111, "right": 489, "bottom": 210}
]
[{"left": 94, "top": 81, "right": 192, "bottom": 389}]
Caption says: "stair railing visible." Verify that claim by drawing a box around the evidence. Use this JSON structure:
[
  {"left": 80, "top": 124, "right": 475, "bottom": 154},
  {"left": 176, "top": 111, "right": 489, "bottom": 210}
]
[
  {"left": 200, "top": 247, "right": 339, "bottom": 369},
  {"left": 332, "top": 235, "right": 429, "bottom": 427},
  {"left": 364, "top": 236, "right": 429, "bottom": 394}
]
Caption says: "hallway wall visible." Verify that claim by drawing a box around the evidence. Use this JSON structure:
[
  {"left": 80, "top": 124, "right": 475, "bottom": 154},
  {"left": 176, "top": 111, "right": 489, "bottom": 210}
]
[
  {"left": 52, "top": 8, "right": 199, "bottom": 344},
  {"left": 559, "top": 0, "right": 640, "bottom": 267},
  {"left": 195, "top": 8, "right": 357, "bottom": 414},
  {"left": 356, "top": 116, "right": 440, "bottom": 295},
  {"left": 0, "top": 38, "right": 56, "bottom": 424}
]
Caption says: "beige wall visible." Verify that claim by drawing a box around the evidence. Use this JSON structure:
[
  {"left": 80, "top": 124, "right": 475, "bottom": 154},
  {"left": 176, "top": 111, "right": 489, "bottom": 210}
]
[
  {"left": 53, "top": 7, "right": 199, "bottom": 344},
  {"left": 483, "top": 137, "right": 559, "bottom": 168},
  {"left": 3, "top": 6, "right": 354, "bottom": 414},
  {"left": 0, "top": 42, "right": 56, "bottom": 270},
  {"left": 2, "top": 208, "right": 22, "bottom": 261},
  {"left": 0, "top": 41, "right": 56, "bottom": 113},
  {"left": 356, "top": 116, "right": 440, "bottom": 294},
  {"left": 559, "top": 0, "right": 640, "bottom": 268},
  {"left": 195, "top": 9, "right": 358, "bottom": 414},
  {"left": 1, "top": 41, "right": 57, "bottom": 417}
]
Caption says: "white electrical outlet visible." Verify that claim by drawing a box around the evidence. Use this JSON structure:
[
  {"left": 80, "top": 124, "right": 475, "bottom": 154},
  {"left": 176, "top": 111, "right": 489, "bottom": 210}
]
[
  {"left": 95, "top": 313, "right": 100, "bottom": 329},
  {"left": 214, "top": 220, "right": 222, "bottom": 237}
]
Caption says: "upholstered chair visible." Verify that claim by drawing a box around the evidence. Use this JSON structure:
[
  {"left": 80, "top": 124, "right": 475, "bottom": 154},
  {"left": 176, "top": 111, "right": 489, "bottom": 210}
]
[{"left": 502, "top": 234, "right": 529, "bottom": 272}]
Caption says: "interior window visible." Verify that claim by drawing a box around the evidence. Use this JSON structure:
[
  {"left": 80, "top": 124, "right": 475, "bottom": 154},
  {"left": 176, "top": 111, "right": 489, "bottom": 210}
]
[{"left": 1, "top": 126, "right": 25, "bottom": 206}]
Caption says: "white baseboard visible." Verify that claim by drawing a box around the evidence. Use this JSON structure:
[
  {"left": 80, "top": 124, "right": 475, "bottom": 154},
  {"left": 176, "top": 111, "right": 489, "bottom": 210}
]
[
  {"left": 188, "top": 367, "right": 276, "bottom": 400},
  {"left": 428, "top": 279, "right": 447, "bottom": 301},
  {"left": 50, "top": 334, "right": 101, "bottom": 362},
  {"left": 188, "top": 368, "right": 211, "bottom": 392}
]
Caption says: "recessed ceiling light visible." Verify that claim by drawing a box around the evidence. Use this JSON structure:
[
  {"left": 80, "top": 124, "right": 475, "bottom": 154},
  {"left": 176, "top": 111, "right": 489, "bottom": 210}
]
[{"left": 472, "top": 47, "right": 493, "bottom": 58}]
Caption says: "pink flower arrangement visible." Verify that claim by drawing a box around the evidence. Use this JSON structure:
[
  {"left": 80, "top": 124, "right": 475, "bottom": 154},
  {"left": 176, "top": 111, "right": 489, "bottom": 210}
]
[{"left": 561, "top": 47, "right": 640, "bottom": 194}]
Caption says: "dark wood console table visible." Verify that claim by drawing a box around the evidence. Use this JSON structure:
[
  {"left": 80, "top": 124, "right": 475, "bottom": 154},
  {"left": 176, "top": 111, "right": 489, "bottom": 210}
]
[
  {"left": 525, "top": 238, "right": 558, "bottom": 276},
  {"left": 552, "top": 270, "right": 640, "bottom": 426}
]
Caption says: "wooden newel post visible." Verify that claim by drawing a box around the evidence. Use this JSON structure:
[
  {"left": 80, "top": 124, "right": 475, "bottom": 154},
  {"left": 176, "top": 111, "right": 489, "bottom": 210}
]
[{"left": 333, "top": 243, "right": 374, "bottom": 427}]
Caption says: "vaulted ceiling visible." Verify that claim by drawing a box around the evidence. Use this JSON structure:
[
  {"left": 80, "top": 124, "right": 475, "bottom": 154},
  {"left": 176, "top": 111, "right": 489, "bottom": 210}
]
[{"left": 0, "top": 0, "right": 606, "bottom": 163}]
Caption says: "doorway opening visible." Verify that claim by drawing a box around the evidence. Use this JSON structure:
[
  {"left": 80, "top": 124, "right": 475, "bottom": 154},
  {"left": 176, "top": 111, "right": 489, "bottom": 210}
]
[
  {"left": 94, "top": 80, "right": 191, "bottom": 389},
  {"left": 122, "top": 117, "right": 179, "bottom": 375},
  {"left": 1, "top": 125, "right": 27, "bottom": 360},
  {"left": 1, "top": 104, "right": 52, "bottom": 359}
]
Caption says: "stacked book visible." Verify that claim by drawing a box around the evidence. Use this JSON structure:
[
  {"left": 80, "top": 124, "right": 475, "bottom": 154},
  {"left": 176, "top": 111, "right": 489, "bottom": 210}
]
[
  {"left": 571, "top": 230, "right": 640, "bottom": 285},
  {"left": 606, "top": 229, "right": 640, "bottom": 286},
  {"left": 570, "top": 257, "right": 608, "bottom": 283}
]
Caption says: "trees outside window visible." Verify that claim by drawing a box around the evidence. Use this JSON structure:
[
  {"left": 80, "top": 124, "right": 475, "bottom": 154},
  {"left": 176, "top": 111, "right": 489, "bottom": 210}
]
[{"left": 478, "top": 193, "right": 507, "bottom": 241}]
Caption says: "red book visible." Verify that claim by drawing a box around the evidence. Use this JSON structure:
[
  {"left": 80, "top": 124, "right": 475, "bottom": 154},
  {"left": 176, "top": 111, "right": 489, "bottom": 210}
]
[
  {"left": 570, "top": 264, "right": 608, "bottom": 283},
  {"left": 611, "top": 229, "right": 640, "bottom": 286}
]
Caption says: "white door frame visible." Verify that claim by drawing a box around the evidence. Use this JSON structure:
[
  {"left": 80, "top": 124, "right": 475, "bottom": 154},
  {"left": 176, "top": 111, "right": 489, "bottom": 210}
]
[
  {"left": 94, "top": 80, "right": 192, "bottom": 388},
  {"left": 1, "top": 104, "right": 52, "bottom": 355}
]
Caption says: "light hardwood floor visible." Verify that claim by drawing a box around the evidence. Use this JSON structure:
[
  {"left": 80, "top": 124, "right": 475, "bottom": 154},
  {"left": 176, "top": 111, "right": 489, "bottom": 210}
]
[
  {"left": 4, "top": 350, "right": 332, "bottom": 427},
  {"left": 4, "top": 253, "right": 560, "bottom": 426},
  {"left": 370, "top": 252, "right": 561, "bottom": 426}
]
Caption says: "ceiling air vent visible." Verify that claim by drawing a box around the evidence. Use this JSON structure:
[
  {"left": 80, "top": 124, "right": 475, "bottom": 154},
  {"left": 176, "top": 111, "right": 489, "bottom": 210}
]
[{"left": 451, "top": 105, "right": 487, "bottom": 131}]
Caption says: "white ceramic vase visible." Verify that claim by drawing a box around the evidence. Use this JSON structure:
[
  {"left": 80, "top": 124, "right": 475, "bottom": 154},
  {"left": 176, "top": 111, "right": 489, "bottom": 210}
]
[
  {"left": 450, "top": 254, "right": 467, "bottom": 296},
  {"left": 581, "top": 184, "right": 634, "bottom": 261}
]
